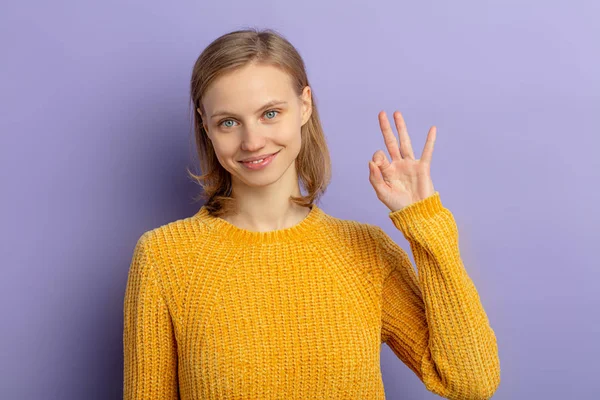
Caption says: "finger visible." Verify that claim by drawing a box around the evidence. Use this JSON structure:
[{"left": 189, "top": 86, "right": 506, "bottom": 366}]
[
  {"left": 393, "top": 111, "right": 415, "bottom": 160},
  {"left": 368, "top": 161, "right": 386, "bottom": 192},
  {"left": 372, "top": 149, "right": 391, "bottom": 170},
  {"left": 421, "top": 126, "right": 436, "bottom": 164},
  {"left": 378, "top": 111, "right": 402, "bottom": 161}
]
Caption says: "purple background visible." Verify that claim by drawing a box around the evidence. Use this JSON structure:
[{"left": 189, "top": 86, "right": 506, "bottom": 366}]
[{"left": 1, "top": 1, "right": 598, "bottom": 398}]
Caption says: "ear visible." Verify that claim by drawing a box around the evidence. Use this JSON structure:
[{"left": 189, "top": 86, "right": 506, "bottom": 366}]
[
  {"left": 300, "top": 86, "right": 312, "bottom": 126},
  {"left": 197, "top": 107, "right": 210, "bottom": 133}
]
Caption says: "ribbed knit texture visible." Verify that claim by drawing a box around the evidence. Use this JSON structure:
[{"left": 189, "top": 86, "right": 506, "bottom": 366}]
[{"left": 123, "top": 191, "right": 500, "bottom": 399}]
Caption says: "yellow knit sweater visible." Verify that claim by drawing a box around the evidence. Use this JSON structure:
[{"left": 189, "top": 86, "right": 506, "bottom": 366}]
[{"left": 123, "top": 192, "right": 500, "bottom": 399}]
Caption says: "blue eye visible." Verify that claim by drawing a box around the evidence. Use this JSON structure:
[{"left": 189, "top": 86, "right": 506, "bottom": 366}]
[
  {"left": 265, "top": 110, "right": 279, "bottom": 119},
  {"left": 218, "top": 110, "right": 279, "bottom": 128},
  {"left": 221, "top": 120, "right": 236, "bottom": 128}
]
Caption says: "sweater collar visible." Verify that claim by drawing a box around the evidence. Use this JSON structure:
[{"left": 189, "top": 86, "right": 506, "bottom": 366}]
[{"left": 193, "top": 204, "right": 325, "bottom": 244}]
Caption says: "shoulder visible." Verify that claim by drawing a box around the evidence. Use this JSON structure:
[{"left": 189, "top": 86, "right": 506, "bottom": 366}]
[
  {"left": 315, "top": 210, "right": 393, "bottom": 285},
  {"left": 318, "top": 211, "right": 384, "bottom": 249},
  {"left": 133, "top": 213, "right": 211, "bottom": 262},
  {"left": 317, "top": 209, "right": 406, "bottom": 262}
]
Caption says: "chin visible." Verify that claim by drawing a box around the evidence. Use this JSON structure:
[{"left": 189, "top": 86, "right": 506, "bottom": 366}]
[{"left": 236, "top": 168, "right": 285, "bottom": 188}]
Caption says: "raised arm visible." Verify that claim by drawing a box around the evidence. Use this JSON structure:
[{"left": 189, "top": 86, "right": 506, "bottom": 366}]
[{"left": 375, "top": 193, "right": 500, "bottom": 400}]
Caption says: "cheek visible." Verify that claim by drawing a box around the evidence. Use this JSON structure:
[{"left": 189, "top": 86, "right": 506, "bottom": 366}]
[
  {"left": 212, "top": 139, "right": 236, "bottom": 158},
  {"left": 278, "top": 122, "right": 302, "bottom": 144},
  {"left": 210, "top": 143, "right": 236, "bottom": 170}
]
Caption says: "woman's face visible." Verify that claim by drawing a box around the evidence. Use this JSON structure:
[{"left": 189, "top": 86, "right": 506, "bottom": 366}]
[{"left": 199, "top": 63, "right": 312, "bottom": 191}]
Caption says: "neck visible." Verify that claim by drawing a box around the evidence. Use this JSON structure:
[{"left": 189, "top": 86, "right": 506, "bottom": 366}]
[{"left": 225, "top": 164, "right": 311, "bottom": 232}]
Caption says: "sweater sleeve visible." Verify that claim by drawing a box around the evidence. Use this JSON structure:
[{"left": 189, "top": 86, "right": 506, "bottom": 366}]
[
  {"left": 375, "top": 192, "right": 500, "bottom": 400},
  {"left": 123, "top": 233, "right": 179, "bottom": 400}
]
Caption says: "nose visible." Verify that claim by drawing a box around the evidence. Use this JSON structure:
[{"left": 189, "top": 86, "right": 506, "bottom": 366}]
[{"left": 240, "top": 123, "right": 266, "bottom": 152}]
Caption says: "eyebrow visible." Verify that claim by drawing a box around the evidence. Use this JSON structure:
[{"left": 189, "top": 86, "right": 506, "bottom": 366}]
[{"left": 210, "top": 100, "right": 288, "bottom": 120}]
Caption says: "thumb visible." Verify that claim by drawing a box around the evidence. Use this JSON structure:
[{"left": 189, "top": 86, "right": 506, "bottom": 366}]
[{"left": 372, "top": 150, "right": 391, "bottom": 170}]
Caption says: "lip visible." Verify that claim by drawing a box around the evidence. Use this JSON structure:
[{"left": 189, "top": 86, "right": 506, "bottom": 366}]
[
  {"left": 239, "top": 150, "right": 279, "bottom": 170},
  {"left": 238, "top": 150, "right": 280, "bottom": 163}
]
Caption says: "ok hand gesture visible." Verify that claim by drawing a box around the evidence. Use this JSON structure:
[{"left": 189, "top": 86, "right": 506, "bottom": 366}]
[{"left": 368, "top": 111, "right": 437, "bottom": 213}]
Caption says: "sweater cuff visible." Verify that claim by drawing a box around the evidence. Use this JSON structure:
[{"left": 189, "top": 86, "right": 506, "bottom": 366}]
[{"left": 388, "top": 191, "right": 444, "bottom": 231}]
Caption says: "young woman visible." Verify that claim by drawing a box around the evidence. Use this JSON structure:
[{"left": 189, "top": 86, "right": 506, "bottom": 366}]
[{"left": 123, "top": 28, "right": 500, "bottom": 400}]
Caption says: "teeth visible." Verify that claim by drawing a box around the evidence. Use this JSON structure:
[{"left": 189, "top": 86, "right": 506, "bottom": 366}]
[{"left": 248, "top": 158, "right": 264, "bottom": 164}]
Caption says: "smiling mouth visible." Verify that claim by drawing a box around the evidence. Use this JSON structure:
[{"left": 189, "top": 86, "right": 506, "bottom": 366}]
[
  {"left": 237, "top": 150, "right": 281, "bottom": 170},
  {"left": 238, "top": 150, "right": 280, "bottom": 163}
]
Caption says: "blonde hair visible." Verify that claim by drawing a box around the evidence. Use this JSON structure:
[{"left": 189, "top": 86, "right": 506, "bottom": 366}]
[{"left": 187, "top": 27, "right": 331, "bottom": 217}]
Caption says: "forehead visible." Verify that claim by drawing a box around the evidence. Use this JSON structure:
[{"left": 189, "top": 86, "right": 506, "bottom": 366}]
[{"left": 203, "top": 63, "right": 295, "bottom": 114}]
